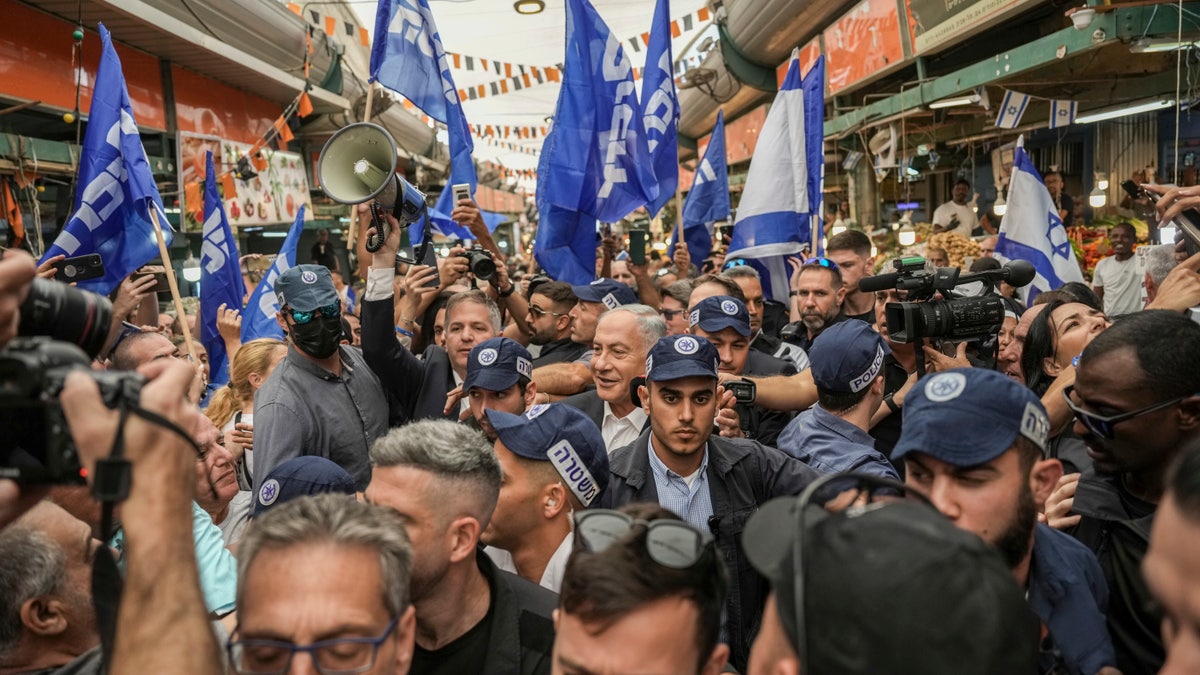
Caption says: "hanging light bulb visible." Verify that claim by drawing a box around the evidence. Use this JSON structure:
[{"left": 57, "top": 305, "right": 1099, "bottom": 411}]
[
  {"left": 1095, "top": 172, "right": 1110, "bottom": 191},
  {"left": 898, "top": 222, "right": 916, "bottom": 247},
  {"left": 1088, "top": 186, "right": 1107, "bottom": 208},
  {"left": 993, "top": 188, "right": 1007, "bottom": 217},
  {"left": 182, "top": 251, "right": 202, "bottom": 283}
]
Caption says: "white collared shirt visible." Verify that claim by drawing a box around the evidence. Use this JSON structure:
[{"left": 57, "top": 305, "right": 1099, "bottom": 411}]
[
  {"left": 601, "top": 401, "right": 647, "bottom": 454},
  {"left": 453, "top": 370, "right": 469, "bottom": 414},
  {"left": 484, "top": 534, "right": 573, "bottom": 593}
]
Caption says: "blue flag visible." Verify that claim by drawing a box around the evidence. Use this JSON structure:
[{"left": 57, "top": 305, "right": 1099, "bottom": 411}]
[
  {"left": 641, "top": 0, "right": 678, "bottom": 218},
  {"left": 40, "top": 23, "right": 170, "bottom": 295},
  {"left": 200, "top": 152, "right": 245, "bottom": 386},
  {"left": 371, "top": 0, "right": 477, "bottom": 245},
  {"left": 241, "top": 206, "right": 305, "bottom": 342},
  {"left": 728, "top": 52, "right": 823, "bottom": 301},
  {"left": 672, "top": 109, "right": 729, "bottom": 263},
  {"left": 804, "top": 57, "right": 826, "bottom": 256},
  {"left": 996, "top": 137, "right": 1084, "bottom": 302},
  {"left": 535, "top": 0, "right": 659, "bottom": 284}
]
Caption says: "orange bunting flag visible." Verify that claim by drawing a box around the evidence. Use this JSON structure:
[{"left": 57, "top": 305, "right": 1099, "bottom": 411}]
[
  {"left": 298, "top": 91, "right": 314, "bottom": 117},
  {"left": 185, "top": 182, "right": 202, "bottom": 212},
  {"left": 324, "top": 15, "right": 336, "bottom": 36},
  {"left": 251, "top": 152, "right": 269, "bottom": 172},
  {"left": 279, "top": 122, "right": 295, "bottom": 144},
  {"left": 359, "top": 27, "right": 369, "bottom": 47},
  {"left": 287, "top": 2, "right": 301, "bottom": 15},
  {"left": 219, "top": 172, "right": 237, "bottom": 200}
]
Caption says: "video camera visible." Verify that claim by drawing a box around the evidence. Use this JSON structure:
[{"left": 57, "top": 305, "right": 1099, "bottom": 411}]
[
  {"left": 1, "top": 278, "right": 143, "bottom": 483},
  {"left": 859, "top": 256, "right": 1035, "bottom": 344}
]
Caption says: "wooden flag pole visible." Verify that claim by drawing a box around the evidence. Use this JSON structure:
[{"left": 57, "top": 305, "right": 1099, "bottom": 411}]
[
  {"left": 148, "top": 206, "right": 199, "bottom": 368},
  {"left": 674, "top": 182, "right": 684, "bottom": 249}
]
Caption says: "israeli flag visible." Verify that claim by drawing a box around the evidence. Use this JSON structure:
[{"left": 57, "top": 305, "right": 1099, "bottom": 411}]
[
  {"left": 995, "top": 90, "right": 1031, "bottom": 129},
  {"left": 727, "top": 52, "right": 824, "bottom": 301},
  {"left": 1049, "top": 99, "right": 1077, "bottom": 129},
  {"left": 995, "top": 137, "right": 1085, "bottom": 302},
  {"left": 200, "top": 152, "right": 246, "bottom": 385},
  {"left": 371, "top": 0, "right": 477, "bottom": 244},
  {"left": 640, "top": 0, "right": 679, "bottom": 218},
  {"left": 534, "top": 0, "right": 659, "bottom": 284},
  {"left": 40, "top": 23, "right": 170, "bottom": 295},
  {"left": 241, "top": 205, "right": 305, "bottom": 342},
  {"left": 672, "top": 109, "right": 729, "bottom": 263}
]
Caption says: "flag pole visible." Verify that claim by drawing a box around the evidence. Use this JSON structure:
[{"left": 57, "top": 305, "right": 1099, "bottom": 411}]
[
  {"left": 149, "top": 206, "right": 199, "bottom": 367},
  {"left": 674, "top": 181, "right": 683, "bottom": 249}
]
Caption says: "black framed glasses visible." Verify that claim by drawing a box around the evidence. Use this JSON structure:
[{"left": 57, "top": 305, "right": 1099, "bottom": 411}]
[
  {"left": 227, "top": 616, "right": 400, "bottom": 675},
  {"left": 1062, "top": 384, "right": 1187, "bottom": 440},
  {"left": 528, "top": 304, "right": 567, "bottom": 319},
  {"left": 802, "top": 257, "right": 839, "bottom": 270},
  {"left": 574, "top": 509, "right": 714, "bottom": 569},
  {"left": 657, "top": 307, "right": 685, "bottom": 320},
  {"left": 286, "top": 300, "right": 341, "bottom": 325}
]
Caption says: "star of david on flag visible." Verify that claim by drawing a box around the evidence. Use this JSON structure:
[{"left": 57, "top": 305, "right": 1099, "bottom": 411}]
[
  {"left": 1049, "top": 100, "right": 1077, "bottom": 129},
  {"left": 995, "top": 90, "right": 1031, "bottom": 129}
]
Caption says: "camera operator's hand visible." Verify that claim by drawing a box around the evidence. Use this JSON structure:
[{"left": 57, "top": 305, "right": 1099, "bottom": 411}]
[
  {"left": 440, "top": 246, "right": 471, "bottom": 287},
  {"left": 923, "top": 342, "right": 970, "bottom": 373},
  {"left": 399, "top": 264, "right": 440, "bottom": 327},
  {"left": 0, "top": 250, "right": 36, "bottom": 349},
  {"left": 1146, "top": 249, "right": 1200, "bottom": 312},
  {"left": 36, "top": 254, "right": 65, "bottom": 280},
  {"left": 715, "top": 385, "right": 745, "bottom": 439}
]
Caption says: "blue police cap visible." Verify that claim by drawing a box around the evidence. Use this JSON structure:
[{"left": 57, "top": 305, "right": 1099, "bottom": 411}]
[
  {"left": 570, "top": 278, "right": 638, "bottom": 309},
  {"left": 275, "top": 264, "right": 339, "bottom": 312},
  {"left": 463, "top": 337, "right": 533, "bottom": 393},
  {"left": 645, "top": 334, "right": 720, "bottom": 382},
  {"left": 253, "top": 456, "right": 358, "bottom": 517},
  {"left": 893, "top": 368, "right": 1051, "bottom": 467},
  {"left": 486, "top": 404, "right": 608, "bottom": 507},
  {"left": 689, "top": 295, "right": 751, "bottom": 337},
  {"left": 809, "top": 321, "right": 891, "bottom": 394}
]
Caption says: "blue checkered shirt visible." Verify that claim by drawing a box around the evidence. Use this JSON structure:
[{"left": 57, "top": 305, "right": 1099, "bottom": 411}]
[{"left": 647, "top": 437, "right": 714, "bottom": 534}]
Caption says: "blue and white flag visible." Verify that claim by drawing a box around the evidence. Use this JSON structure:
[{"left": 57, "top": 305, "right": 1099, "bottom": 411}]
[
  {"left": 727, "top": 51, "right": 823, "bottom": 301},
  {"left": 40, "top": 23, "right": 170, "bottom": 295},
  {"left": 241, "top": 206, "right": 305, "bottom": 342},
  {"left": 535, "top": 0, "right": 660, "bottom": 284},
  {"left": 371, "top": 0, "right": 477, "bottom": 244},
  {"left": 640, "top": 0, "right": 678, "bottom": 218},
  {"left": 995, "top": 90, "right": 1031, "bottom": 129},
  {"left": 995, "top": 137, "right": 1084, "bottom": 302},
  {"left": 804, "top": 57, "right": 826, "bottom": 257},
  {"left": 1049, "top": 99, "right": 1077, "bottom": 129},
  {"left": 673, "top": 109, "right": 729, "bottom": 263},
  {"left": 200, "top": 152, "right": 245, "bottom": 385}
]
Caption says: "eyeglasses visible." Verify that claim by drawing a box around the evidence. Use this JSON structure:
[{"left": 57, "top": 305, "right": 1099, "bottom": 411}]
[
  {"left": 286, "top": 300, "right": 341, "bottom": 325},
  {"left": 1062, "top": 384, "right": 1187, "bottom": 440},
  {"left": 658, "top": 307, "right": 684, "bottom": 320},
  {"left": 528, "top": 304, "right": 567, "bottom": 319},
  {"left": 227, "top": 616, "right": 400, "bottom": 675},
  {"left": 574, "top": 509, "right": 714, "bottom": 569},
  {"left": 802, "top": 257, "right": 839, "bottom": 270}
]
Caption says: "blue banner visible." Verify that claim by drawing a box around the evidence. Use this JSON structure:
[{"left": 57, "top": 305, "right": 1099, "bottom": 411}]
[
  {"left": 40, "top": 23, "right": 170, "bottom": 295},
  {"left": 200, "top": 152, "right": 245, "bottom": 385},
  {"left": 996, "top": 139, "right": 1084, "bottom": 302},
  {"left": 535, "top": 0, "right": 659, "bottom": 284},
  {"left": 372, "top": 0, "right": 477, "bottom": 244},
  {"left": 640, "top": 0, "right": 678, "bottom": 218},
  {"left": 672, "top": 109, "right": 729, "bottom": 263},
  {"left": 241, "top": 206, "right": 305, "bottom": 342},
  {"left": 804, "top": 57, "right": 826, "bottom": 256}
]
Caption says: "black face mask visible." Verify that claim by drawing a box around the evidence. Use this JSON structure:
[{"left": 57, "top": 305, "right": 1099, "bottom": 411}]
[{"left": 289, "top": 313, "right": 343, "bottom": 359}]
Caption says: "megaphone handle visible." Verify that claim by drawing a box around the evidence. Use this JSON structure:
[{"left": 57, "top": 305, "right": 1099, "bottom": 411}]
[{"left": 366, "top": 202, "right": 388, "bottom": 253}]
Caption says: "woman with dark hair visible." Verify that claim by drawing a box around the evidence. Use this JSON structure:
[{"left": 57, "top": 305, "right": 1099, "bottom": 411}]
[{"left": 1021, "top": 299, "right": 1111, "bottom": 397}]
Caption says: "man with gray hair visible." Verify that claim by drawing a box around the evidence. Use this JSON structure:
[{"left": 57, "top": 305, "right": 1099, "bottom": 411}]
[
  {"left": 230, "top": 494, "right": 417, "bottom": 675},
  {"left": 365, "top": 420, "right": 556, "bottom": 674},
  {"left": 1143, "top": 243, "right": 1179, "bottom": 305},
  {"left": 561, "top": 305, "right": 666, "bottom": 453},
  {"left": 0, "top": 501, "right": 100, "bottom": 674}
]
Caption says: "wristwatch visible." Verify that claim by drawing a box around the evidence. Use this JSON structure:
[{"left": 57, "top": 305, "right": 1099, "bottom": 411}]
[{"left": 883, "top": 392, "right": 900, "bottom": 414}]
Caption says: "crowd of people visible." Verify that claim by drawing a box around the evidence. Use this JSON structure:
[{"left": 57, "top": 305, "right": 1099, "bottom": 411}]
[{"left": 2, "top": 184, "right": 1200, "bottom": 675}]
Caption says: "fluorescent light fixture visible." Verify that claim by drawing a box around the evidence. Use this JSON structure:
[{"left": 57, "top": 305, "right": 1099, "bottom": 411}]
[
  {"left": 1076, "top": 99, "right": 1175, "bottom": 125},
  {"left": 929, "top": 94, "right": 981, "bottom": 109},
  {"left": 262, "top": 232, "right": 289, "bottom": 238},
  {"left": 1129, "top": 37, "right": 1200, "bottom": 53}
]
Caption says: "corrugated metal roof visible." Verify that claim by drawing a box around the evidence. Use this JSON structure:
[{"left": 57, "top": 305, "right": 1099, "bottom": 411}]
[{"left": 31, "top": 0, "right": 349, "bottom": 113}]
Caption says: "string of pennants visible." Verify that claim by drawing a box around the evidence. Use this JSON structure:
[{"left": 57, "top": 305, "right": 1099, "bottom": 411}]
[
  {"left": 472, "top": 124, "right": 549, "bottom": 140},
  {"left": 286, "top": 3, "right": 371, "bottom": 47},
  {"left": 477, "top": 134, "right": 542, "bottom": 157},
  {"left": 994, "top": 89, "right": 1079, "bottom": 130}
]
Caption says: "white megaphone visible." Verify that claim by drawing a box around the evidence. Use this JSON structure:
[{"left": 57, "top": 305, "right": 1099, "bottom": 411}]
[{"left": 317, "top": 122, "right": 426, "bottom": 251}]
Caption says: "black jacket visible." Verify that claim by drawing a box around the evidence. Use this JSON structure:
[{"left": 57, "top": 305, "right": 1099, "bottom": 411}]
[
  {"left": 478, "top": 550, "right": 556, "bottom": 675},
  {"left": 560, "top": 390, "right": 650, "bottom": 436},
  {"left": 603, "top": 431, "right": 821, "bottom": 671},
  {"left": 532, "top": 338, "right": 588, "bottom": 367},
  {"left": 361, "top": 296, "right": 458, "bottom": 424}
]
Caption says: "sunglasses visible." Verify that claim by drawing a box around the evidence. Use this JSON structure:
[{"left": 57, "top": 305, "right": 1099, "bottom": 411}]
[
  {"left": 657, "top": 307, "right": 684, "bottom": 320},
  {"left": 528, "top": 304, "right": 567, "bottom": 319},
  {"left": 286, "top": 300, "right": 341, "bottom": 325},
  {"left": 574, "top": 509, "right": 714, "bottom": 569},
  {"left": 1062, "top": 384, "right": 1187, "bottom": 440},
  {"left": 803, "top": 257, "right": 839, "bottom": 270},
  {"left": 723, "top": 258, "right": 750, "bottom": 270}
]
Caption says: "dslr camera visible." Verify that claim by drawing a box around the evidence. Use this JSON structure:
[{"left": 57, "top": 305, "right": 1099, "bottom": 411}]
[
  {"left": 861, "top": 256, "right": 1034, "bottom": 344},
  {"left": 457, "top": 246, "right": 497, "bottom": 281},
  {"left": 1, "top": 278, "right": 143, "bottom": 483}
]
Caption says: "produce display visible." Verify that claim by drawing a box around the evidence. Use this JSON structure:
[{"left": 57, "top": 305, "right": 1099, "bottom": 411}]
[{"left": 924, "top": 231, "right": 982, "bottom": 269}]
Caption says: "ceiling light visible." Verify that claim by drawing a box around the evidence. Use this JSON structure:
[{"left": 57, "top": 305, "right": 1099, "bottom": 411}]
[
  {"left": 1088, "top": 186, "right": 1108, "bottom": 208},
  {"left": 1094, "top": 172, "right": 1110, "bottom": 191},
  {"left": 993, "top": 190, "right": 1007, "bottom": 217},
  {"left": 1129, "top": 37, "right": 1200, "bottom": 53},
  {"left": 898, "top": 222, "right": 916, "bottom": 247},
  {"left": 928, "top": 94, "right": 982, "bottom": 109},
  {"left": 514, "top": 0, "right": 545, "bottom": 15},
  {"left": 1076, "top": 99, "right": 1175, "bottom": 124}
]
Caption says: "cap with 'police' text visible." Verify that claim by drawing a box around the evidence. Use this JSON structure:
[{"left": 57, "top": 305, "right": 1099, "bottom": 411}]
[
  {"left": 570, "top": 278, "right": 638, "bottom": 309},
  {"left": 689, "top": 295, "right": 751, "bottom": 337},
  {"left": 275, "top": 264, "right": 339, "bottom": 312},
  {"left": 463, "top": 337, "right": 533, "bottom": 393},
  {"left": 486, "top": 404, "right": 608, "bottom": 507},
  {"left": 645, "top": 334, "right": 720, "bottom": 382},
  {"left": 809, "top": 321, "right": 891, "bottom": 394}
]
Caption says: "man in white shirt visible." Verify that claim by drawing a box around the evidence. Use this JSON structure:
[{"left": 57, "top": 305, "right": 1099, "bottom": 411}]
[
  {"left": 482, "top": 403, "right": 608, "bottom": 592},
  {"left": 1092, "top": 222, "right": 1144, "bottom": 317},
  {"left": 932, "top": 178, "right": 979, "bottom": 234}
]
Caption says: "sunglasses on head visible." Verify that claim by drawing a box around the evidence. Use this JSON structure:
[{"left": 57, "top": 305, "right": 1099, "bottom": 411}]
[
  {"left": 803, "top": 257, "right": 839, "bottom": 270},
  {"left": 574, "top": 509, "right": 714, "bottom": 569},
  {"left": 723, "top": 258, "right": 750, "bottom": 270},
  {"left": 1062, "top": 384, "right": 1188, "bottom": 440},
  {"left": 286, "top": 300, "right": 341, "bottom": 325}
]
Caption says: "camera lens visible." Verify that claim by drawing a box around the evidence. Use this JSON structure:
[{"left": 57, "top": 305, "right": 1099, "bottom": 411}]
[
  {"left": 466, "top": 251, "right": 496, "bottom": 280},
  {"left": 18, "top": 278, "right": 114, "bottom": 359}
]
